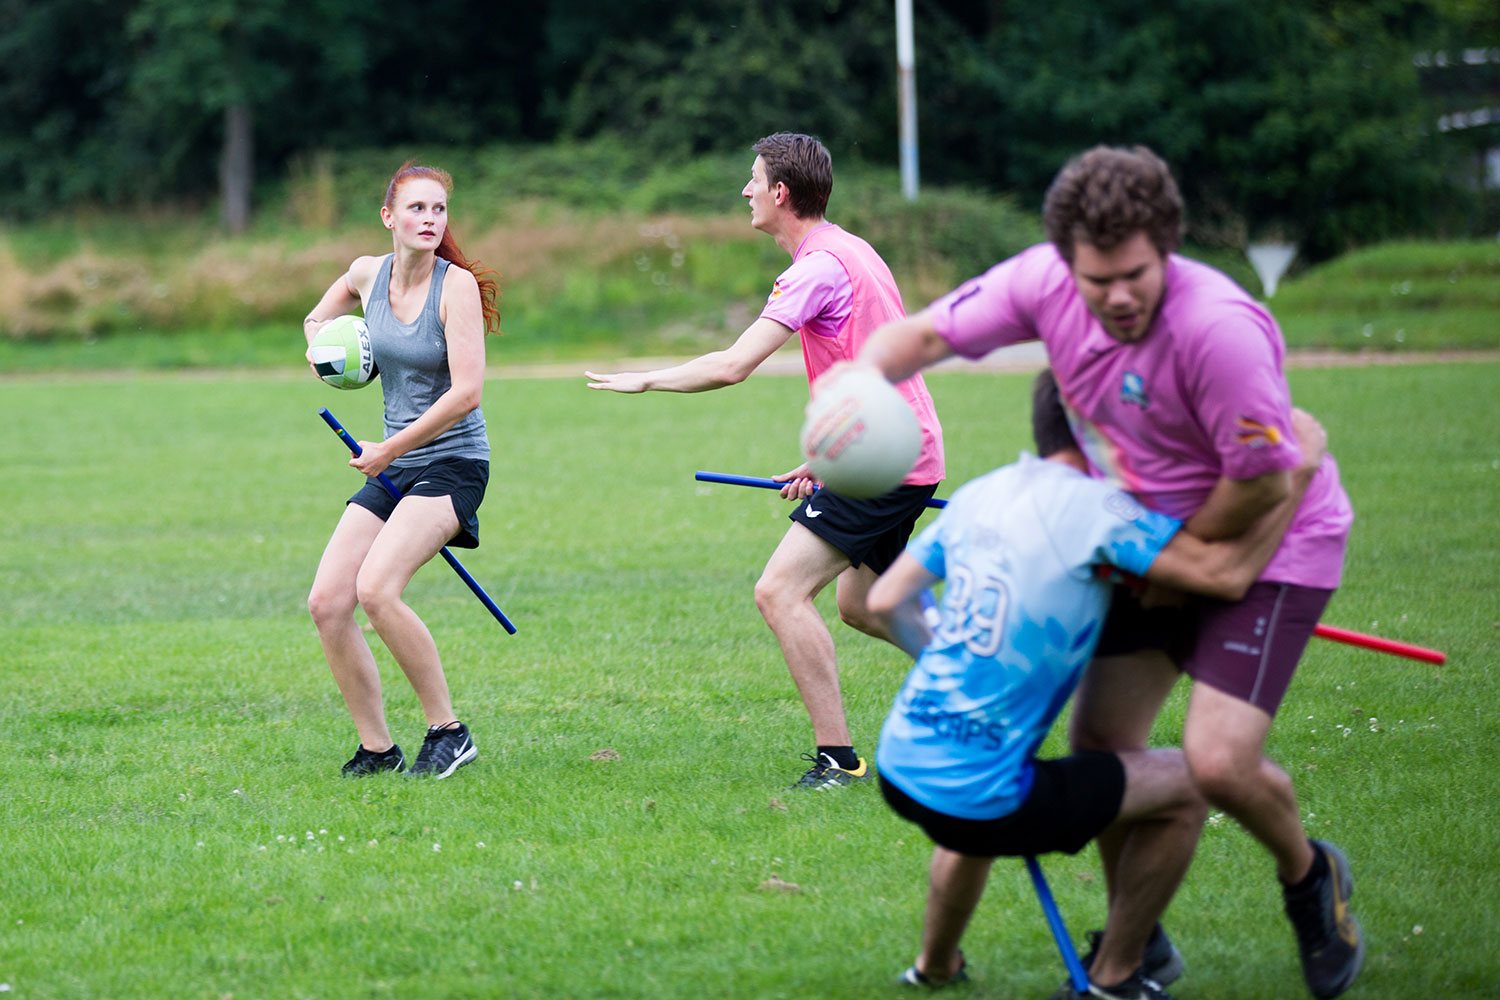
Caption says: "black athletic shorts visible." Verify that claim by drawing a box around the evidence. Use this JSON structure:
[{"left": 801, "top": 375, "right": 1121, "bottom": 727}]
[
  {"left": 879, "top": 751, "right": 1125, "bottom": 858},
  {"left": 348, "top": 457, "right": 489, "bottom": 549},
  {"left": 789, "top": 482, "right": 940, "bottom": 574}
]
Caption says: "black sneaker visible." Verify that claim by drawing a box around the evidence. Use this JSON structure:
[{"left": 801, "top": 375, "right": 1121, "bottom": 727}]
[
  {"left": 1083, "top": 925, "right": 1184, "bottom": 986},
  {"left": 1053, "top": 970, "right": 1176, "bottom": 1000},
  {"left": 341, "top": 744, "right": 405, "bottom": 776},
  {"left": 1044, "top": 925, "right": 1182, "bottom": 1000},
  {"left": 407, "top": 722, "right": 477, "bottom": 778},
  {"left": 897, "top": 953, "right": 969, "bottom": 989},
  {"left": 1283, "top": 840, "right": 1364, "bottom": 999},
  {"left": 790, "top": 752, "right": 869, "bottom": 790}
]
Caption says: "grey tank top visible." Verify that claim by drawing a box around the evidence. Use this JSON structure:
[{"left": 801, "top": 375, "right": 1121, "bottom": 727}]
[{"left": 365, "top": 254, "right": 489, "bottom": 465}]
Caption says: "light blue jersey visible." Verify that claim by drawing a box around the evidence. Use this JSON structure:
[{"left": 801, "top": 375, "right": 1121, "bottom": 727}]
[{"left": 876, "top": 454, "right": 1180, "bottom": 820}]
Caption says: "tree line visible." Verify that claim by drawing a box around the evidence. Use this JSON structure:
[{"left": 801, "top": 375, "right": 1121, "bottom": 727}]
[{"left": 3, "top": 0, "right": 1496, "bottom": 257}]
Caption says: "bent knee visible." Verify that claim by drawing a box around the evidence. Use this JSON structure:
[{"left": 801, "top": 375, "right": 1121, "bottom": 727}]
[
  {"left": 354, "top": 574, "right": 401, "bottom": 620},
  {"left": 1185, "top": 746, "right": 1266, "bottom": 806},
  {"left": 836, "top": 599, "right": 880, "bottom": 636},
  {"left": 1069, "top": 710, "right": 1151, "bottom": 754},
  {"left": 753, "top": 573, "right": 793, "bottom": 621},
  {"left": 307, "top": 585, "right": 355, "bottom": 626}
]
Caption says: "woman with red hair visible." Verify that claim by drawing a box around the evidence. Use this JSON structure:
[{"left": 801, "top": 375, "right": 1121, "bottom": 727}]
[{"left": 303, "top": 162, "right": 500, "bottom": 778}]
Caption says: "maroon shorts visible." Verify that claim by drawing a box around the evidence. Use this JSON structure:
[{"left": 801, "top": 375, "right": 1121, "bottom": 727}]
[{"left": 1094, "top": 581, "right": 1333, "bottom": 715}]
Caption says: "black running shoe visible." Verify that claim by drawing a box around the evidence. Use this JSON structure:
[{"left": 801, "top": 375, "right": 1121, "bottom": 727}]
[
  {"left": 897, "top": 953, "right": 969, "bottom": 989},
  {"left": 1283, "top": 840, "right": 1364, "bottom": 999},
  {"left": 1084, "top": 925, "right": 1184, "bottom": 986},
  {"left": 341, "top": 744, "right": 405, "bottom": 776},
  {"left": 1044, "top": 925, "right": 1182, "bottom": 1000},
  {"left": 790, "top": 752, "right": 869, "bottom": 790},
  {"left": 1052, "top": 970, "right": 1176, "bottom": 1000},
  {"left": 408, "top": 722, "right": 477, "bottom": 778}
]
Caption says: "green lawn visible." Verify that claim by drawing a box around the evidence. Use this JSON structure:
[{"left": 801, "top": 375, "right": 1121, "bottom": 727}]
[{"left": 1, "top": 363, "right": 1496, "bottom": 998}]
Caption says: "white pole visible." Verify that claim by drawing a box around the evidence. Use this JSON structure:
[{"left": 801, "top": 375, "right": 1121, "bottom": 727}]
[{"left": 896, "top": 0, "right": 918, "bottom": 201}]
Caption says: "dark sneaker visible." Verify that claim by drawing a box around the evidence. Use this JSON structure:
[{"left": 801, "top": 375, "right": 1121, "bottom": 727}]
[
  {"left": 341, "top": 744, "right": 405, "bottom": 776},
  {"left": 1080, "top": 925, "right": 1184, "bottom": 987},
  {"left": 407, "top": 722, "right": 477, "bottom": 778},
  {"left": 1044, "top": 924, "right": 1182, "bottom": 1000},
  {"left": 790, "top": 752, "right": 869, "bottom": 790},
  {"left": 898, "top": 954, "right": 969, "bottom": 989},
  {"left": 1053, "top": 971, "right": 1176, "bottom": 1000},
  {"left": 1283, "top": 840, "right": 1364, "bottom": 999}
]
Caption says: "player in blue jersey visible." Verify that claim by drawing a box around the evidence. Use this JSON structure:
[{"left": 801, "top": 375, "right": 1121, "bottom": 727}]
[{"left": 867, "top": 372, "right": 1328, "bottom": 1000}]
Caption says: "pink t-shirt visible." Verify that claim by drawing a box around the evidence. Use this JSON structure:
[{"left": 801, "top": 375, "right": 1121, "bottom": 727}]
[
  {"left": 930, "top": 243, "right": 1351, "bottom": 588},
  {"left": 762, "top": 223, "right": 945, "bottom": 486}
]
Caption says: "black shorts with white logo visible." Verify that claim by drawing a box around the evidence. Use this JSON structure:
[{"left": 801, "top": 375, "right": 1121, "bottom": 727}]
[
  {"left": 348, "top": 457, "right": 489, "bottom": 549},
  {"left": 789, "top": 482, "right": 940, "bottom": 573},
  {"left": 879, "top": 751, "right": 1126, "bottom": 858}
]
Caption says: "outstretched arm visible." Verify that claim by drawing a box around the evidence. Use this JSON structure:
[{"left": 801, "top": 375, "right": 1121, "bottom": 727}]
[
  {"left": 1145, "top": 409, "right": 1327, "bottom": 600},
  {"left": 585, "top": 317, "right": 796, "bottom": 393}
]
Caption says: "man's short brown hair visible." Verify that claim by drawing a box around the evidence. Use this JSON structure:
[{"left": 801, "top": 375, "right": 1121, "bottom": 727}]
[
  {"left": 1042, "top": 145, "right": 1184, "bottom": 263},
  {"left": 752, "top": 133, "right": 833, "bottom": 220}
]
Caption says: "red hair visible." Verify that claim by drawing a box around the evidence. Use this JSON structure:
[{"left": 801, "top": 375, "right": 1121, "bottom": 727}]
[{"left": 384, "top": 162, "right": 501, "bottom": 336}]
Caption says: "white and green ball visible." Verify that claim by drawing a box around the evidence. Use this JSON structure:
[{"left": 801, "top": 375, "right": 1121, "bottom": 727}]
[
  {"left": 800, "top": 369, "right": 922, "bottom": 498},
  {"left": 309, "top": 315, "right": 379, "bottom": 390}
]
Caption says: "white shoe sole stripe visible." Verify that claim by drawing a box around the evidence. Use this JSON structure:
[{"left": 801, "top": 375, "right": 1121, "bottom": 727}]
[{"left": 433, "top": 742, "right": 477, "bottom": 779}]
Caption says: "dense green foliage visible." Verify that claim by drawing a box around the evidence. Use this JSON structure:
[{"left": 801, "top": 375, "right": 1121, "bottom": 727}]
[
  {"left": 4, "top": 1, "right": 1497, "bottom": 250},
  {"left": 1, "top": 365, "right": 1497, "bottom": 998}
]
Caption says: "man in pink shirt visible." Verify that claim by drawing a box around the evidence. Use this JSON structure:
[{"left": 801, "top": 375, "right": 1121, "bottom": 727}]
[
  {"left": 587, "top": 133, "right": 945, "bottom": 789},
  {"left": 845, "top": 147, "right": 1360, "bottom": 1000}
]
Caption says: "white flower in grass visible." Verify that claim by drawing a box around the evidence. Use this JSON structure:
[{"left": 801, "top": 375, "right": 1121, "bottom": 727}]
[
  {"left": 513, "top": 880, "right": 523, "bottom": 890},
  {"left": 432, "top": 843, "right": 441, "bottom": 853},
  {"left": 1413, "top": 925, "right": 1424, "bottom": 934},
  {"left": 337, "top": 836, "right": 345, "bottom": 843},
  {"left": 367, "top": 840, "right": 378, "bottom": 848},
  {"left": 319, "top": 829, "right": 328, "bottom": 835},
  {"left": 476, "top": 842, "right": 485, "bottom": 849},
  {"left": 305, "top": 831, "right": 315, "bottom": 840},
  {"left": 276, "top": 835, "right": 286, "bottom": 842}
]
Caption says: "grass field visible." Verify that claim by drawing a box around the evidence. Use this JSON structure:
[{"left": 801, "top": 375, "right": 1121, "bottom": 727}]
[{"left": 1, "top": 362, "right": 1496, "bottom": 999}]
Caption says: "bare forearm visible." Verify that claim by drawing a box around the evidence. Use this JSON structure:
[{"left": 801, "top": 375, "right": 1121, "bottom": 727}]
[
  {"left": 885, "top": 601, "right": 932, "bottom": 660},
  {"left": 859, "top": 311, "right": 953, "bottom": 383},
  {"left": 639, "top": 352, "right": 751, "bottom": 392},
  {"left": 379, "top": 387, "right": 481, "bottom": 461},
  {"left": 1183, "top": 470, "right": 1291, "bottom": 541},
  {"left": 1151, "top": 468, "right": 1314, "bottom": 599}
]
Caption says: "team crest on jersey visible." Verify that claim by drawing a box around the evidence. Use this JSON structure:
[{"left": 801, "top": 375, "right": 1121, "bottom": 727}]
[
  {"left": 770, "top": 280, "right": 784, "bottom": 299},
  {"left": 1120, "top": 371, "right": 1149, "bottom": 408},
  {"left": 1235, "top": 416, "right": 1283, "bottom": 448}
]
